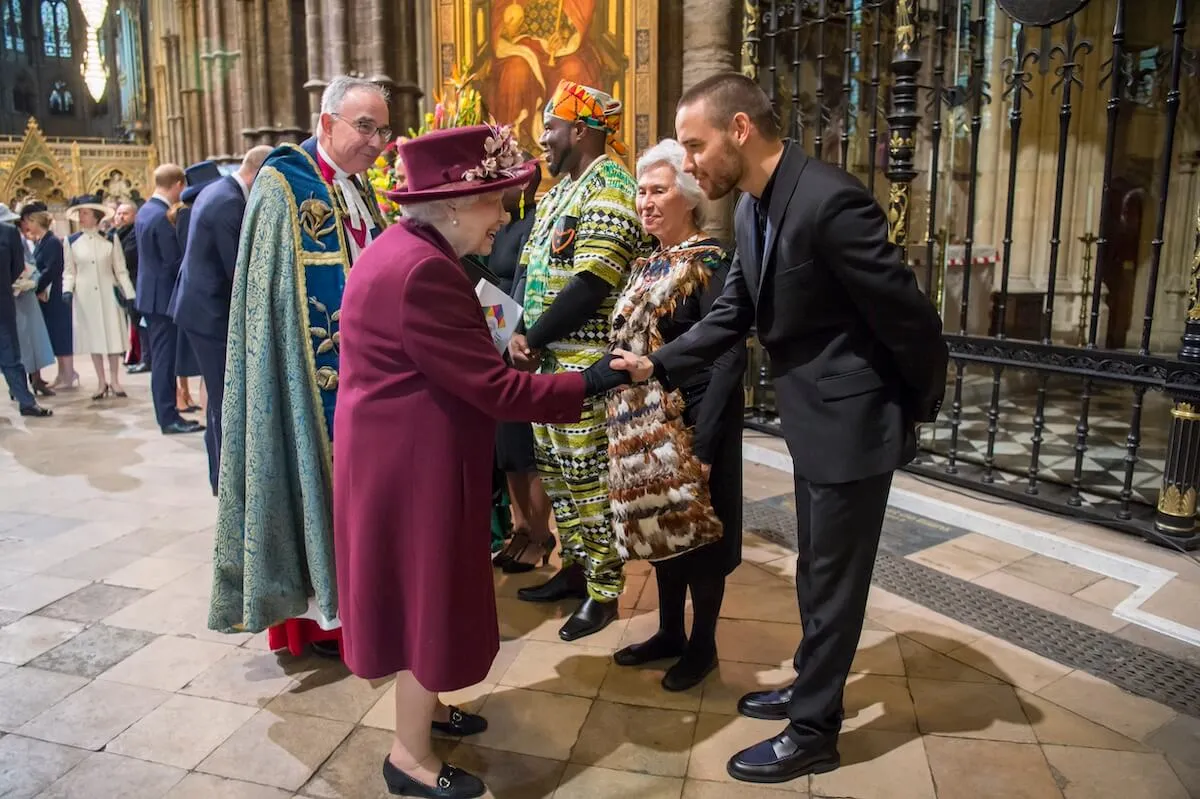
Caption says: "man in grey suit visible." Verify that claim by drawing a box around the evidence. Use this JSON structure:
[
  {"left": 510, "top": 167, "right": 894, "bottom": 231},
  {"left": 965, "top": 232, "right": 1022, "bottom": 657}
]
[{"left": 170, "top": 146, "right": 272, "bottom": 494}]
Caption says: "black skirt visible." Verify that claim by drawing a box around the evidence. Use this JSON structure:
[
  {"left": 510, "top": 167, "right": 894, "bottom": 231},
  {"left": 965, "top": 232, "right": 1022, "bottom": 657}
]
[{"left": 495, "top": 421, "right": 537, "bottom": 474}]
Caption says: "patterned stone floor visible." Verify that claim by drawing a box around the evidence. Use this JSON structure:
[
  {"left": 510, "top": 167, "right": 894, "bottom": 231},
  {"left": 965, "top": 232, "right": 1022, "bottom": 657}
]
[{"left": 0, "top": 367, "right": 1198, "bottom": 798}]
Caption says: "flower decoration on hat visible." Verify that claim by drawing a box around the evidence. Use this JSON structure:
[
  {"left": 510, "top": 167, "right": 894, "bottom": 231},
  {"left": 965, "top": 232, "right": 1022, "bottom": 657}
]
[{"left": 462, "top": 125, "right": 523, "bottom": 183}]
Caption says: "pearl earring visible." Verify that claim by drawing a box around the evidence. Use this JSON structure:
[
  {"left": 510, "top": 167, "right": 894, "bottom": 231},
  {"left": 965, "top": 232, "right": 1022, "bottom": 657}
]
[{"left": 452, "top": 217, "right": 459, "bottom": 226}]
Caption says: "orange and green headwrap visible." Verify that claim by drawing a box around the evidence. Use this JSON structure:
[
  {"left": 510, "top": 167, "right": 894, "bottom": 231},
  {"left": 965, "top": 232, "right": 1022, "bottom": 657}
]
[{"left": 545, "top": 80, "right": 627, "bottom": 156}]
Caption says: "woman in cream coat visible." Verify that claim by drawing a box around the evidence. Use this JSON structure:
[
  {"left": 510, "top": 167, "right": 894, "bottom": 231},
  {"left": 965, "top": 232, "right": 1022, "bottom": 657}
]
[{"left": 63, "top": 194, "right": 135, "bottom": 399}]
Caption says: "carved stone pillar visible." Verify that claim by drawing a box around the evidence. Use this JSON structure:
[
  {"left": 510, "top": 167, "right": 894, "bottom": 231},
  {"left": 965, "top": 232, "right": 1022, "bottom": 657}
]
[
  {"left": 326, "top": 0, "right": 348, "bottom": 76},
  {"left": 233, "top": 0, "right": 258, "bottom": 149},
  {"left": 380, "top": 0, "right": 422, "bottom": 135},
  {"left": 681, "top": 0, "right": 739, "bottom": 243},
  {"left": 303, "top": 0, "right": 326, "bottom": 132}
]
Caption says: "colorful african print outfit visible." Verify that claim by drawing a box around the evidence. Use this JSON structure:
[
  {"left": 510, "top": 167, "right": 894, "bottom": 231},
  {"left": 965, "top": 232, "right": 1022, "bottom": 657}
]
[{"left": 521, "top": 155, "right": 646, "bottom": 601}]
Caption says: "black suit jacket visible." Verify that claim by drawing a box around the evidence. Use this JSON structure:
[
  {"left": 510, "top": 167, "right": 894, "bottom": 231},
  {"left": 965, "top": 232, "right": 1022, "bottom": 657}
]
[
  {"left": 170, "top": 176, "right": 247, "bottom": 340},
  {"left": 653, "top": 143, "right": 948, "bottom": 484},
  {"left": 1, "top": 222, "right": 23, "bottom": 330}
]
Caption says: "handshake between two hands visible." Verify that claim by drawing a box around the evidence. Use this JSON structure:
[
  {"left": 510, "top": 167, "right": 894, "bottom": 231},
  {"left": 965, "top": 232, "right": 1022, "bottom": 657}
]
[{"left": 507, "top": 334, "right": 655, "bottom": 396}]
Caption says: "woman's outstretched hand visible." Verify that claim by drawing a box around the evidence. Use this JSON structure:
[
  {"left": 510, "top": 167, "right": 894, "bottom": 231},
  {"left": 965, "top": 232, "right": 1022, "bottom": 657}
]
[
  {"left": 610, "top": 349, "right": 654, "bottom": 383},
  {"left": 581, "top": 353, "right": 632, "bottom": 396}
]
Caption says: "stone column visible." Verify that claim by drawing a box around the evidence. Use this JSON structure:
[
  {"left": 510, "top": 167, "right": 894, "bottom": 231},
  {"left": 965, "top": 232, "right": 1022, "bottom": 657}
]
[
  {"left": 234, "top": 0, "right": 258, "bottom": 149},
  {"left": 381, "top": 0, "right": 422, "bottom": 134},
  {"left": 303, "top": 0, "right": 326, "bottom": 132},
  {"left": 681, "top": 0, "right": 739, "bottom": 243},
  {"left": 326, "top": 0, "right": 348, "bottom": 77}
]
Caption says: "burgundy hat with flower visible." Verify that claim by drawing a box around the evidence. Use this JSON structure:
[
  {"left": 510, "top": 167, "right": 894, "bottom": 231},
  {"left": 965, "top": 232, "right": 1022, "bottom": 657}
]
[{"left": 388, "top": 124, "right": 538, "bottom": 203}]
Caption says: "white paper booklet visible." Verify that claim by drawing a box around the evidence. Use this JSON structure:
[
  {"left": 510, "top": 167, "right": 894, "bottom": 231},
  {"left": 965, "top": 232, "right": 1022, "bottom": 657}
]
[{"left": 475, "top": 278, "right": 523, "bottom": 355}]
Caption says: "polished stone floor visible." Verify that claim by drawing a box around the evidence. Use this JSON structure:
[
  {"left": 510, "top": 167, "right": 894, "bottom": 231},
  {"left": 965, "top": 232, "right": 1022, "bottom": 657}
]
[{"left": 0, "top": 368, "right": 1197, "bottom": 798}]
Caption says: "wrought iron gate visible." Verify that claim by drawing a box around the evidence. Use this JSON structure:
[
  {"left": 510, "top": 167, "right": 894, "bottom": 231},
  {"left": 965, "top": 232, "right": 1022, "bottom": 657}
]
[{"left": 740, "top": 0, "right": 1200, "bottom": 549}]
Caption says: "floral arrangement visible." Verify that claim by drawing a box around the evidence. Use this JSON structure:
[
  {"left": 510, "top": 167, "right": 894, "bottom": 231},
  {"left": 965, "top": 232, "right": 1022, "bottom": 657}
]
[
  {"left": 365, "top": 61, "right": 487, "bottom": 222},
  {"left": 368, "top": 141, "right": 404, "bottom": 222}
]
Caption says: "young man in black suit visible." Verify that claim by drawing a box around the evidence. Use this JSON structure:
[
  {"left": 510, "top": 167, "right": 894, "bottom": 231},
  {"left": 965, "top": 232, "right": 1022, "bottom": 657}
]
[{"left": 612, "top": 73, "right": 949, "bottom": 784}]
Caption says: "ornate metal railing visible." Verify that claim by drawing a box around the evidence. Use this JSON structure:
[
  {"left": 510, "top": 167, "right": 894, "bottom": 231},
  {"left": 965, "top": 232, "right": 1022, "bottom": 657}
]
[{"left": 740, "top": 0, "right": 1200, "bottom": 549}]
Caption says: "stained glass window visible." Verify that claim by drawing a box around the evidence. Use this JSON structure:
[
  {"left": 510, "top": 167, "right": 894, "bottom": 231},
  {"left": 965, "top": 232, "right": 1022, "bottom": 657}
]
[
  {"left": 41, "top": 0, "right": 69, "bottom": 58},
  {"left": 2, "top": 0, "right": 24, "bottom": 54}
]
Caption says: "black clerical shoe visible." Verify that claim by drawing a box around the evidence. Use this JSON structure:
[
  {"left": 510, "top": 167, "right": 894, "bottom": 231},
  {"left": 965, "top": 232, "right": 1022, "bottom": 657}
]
[
  {"left": 738, "top": 685, "right": 796, "bottom": 720},
  {"left": 559, "top": 597, "right": 618, "bottom": 642},
  {"left": 726, "top": 731, "right": 840, "bottom": 784},
  {"left": 127, "top": 362, "right": 150, "bottom": 374},
  {"left": 431, "top": 706, "right": 487, "bottom": 737},
  {"left": 382, "top": 757, "right": 485, "bottom": 798},
  {"left": 310, "top": 640, "right": 341, "bottom": 659},
  {"left": 516, "top": 563, "right": 588, "bottom": 603},
  {"left": 19, "top": 405, "right": 52, "bottom": 418},
  {"left": 162, "top": 420, "right": 204, "bottom": 435}
]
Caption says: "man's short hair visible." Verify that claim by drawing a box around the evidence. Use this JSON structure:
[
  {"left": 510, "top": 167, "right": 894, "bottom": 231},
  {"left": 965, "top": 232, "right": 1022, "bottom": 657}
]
[
  {"left": 320, "top": 76, "right": 389, "bottom": 117},
  {"left": 154, "top": 163, "right": 185, "bottom": 189},
  {"left": 679, "top": 73, "right": 780, "bottom": 140}
]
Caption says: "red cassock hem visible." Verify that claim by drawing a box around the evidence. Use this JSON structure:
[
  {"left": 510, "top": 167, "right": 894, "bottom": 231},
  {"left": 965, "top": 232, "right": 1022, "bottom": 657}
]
[{"left": 267, "top": 620, "right": 342, "bottom": 656}]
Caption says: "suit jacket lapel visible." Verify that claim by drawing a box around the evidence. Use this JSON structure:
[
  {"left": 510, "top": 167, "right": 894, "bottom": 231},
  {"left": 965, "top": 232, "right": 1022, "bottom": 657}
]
[{"left": 757, "top": 143, "right": 808, "bottom": 303}]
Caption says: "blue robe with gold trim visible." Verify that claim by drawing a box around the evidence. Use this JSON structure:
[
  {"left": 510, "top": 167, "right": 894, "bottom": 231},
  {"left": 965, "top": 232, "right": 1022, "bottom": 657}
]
[{"left": 208, "top": 141, "right": 383, "bottom": 634}]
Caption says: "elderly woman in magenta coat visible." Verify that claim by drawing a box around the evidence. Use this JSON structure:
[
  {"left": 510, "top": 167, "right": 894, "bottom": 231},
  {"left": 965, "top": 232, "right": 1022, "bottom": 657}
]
[{"left": 333, "top": 125, "right": 623, "bottom": 799}]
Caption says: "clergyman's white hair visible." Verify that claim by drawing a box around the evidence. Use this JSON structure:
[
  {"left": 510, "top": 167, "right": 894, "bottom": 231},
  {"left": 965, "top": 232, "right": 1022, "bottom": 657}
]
[
  {"left": 318, "top": 76, "right": 389, "bottom": 122},
  {"left": 635, "top": 138, "right": 704, "bottom": 210}
]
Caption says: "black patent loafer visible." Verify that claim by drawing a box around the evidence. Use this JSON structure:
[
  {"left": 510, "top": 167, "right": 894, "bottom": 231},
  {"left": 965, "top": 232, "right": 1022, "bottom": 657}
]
[
  {"left": 310, "top": 640, "right": 341, "bottom": 659},
  {"left": 737, "top": 685, "right": 796, "bottom": 720},
  {"left": 382, "top": 758, "right": 485, "bottom": 798},
  {"left": 727, "top": 731, "right": 840, "bottom": 784},
  {"left": 558, "top": 597, "right": 618, "bottom": 642},
  {"left": 431, "top": 706, "right": 487, "bottom": 737}
]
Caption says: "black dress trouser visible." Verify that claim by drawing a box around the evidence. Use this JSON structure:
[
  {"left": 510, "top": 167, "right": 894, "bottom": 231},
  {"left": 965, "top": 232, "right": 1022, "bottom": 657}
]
[{"left": 786, "top": 468, "right": 894, "bottom": 742}]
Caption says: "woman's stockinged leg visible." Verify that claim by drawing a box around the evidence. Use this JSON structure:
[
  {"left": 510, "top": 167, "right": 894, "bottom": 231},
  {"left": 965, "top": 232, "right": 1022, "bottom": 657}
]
[
  {"left": 613, "top": 563, "right": 687, "bottom": 666},
  {"left": 388, "top": 670, "right": 441, "bottom": 783},
  {"left": 684, "top": 571, "right": 726, "bottom": 659}
]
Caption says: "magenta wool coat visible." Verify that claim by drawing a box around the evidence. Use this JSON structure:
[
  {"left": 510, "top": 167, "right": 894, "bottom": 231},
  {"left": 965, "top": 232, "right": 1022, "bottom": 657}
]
[{"left": 333, "top": 219, "right": 586, "bottom": 689}]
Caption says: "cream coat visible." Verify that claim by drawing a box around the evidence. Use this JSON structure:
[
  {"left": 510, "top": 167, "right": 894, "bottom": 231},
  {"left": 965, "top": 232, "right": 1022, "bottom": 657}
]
[{"left": 63, "top": 230, "right": 136, "bottom": 355}]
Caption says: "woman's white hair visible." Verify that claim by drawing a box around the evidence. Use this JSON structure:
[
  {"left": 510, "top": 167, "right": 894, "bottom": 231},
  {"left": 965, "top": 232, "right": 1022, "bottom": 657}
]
[
  {"left": 636, "top": 138, "right": 704, "bottom": 210},
  {"left": 399, "top": 193, "right": 485, "bottom": 225}
]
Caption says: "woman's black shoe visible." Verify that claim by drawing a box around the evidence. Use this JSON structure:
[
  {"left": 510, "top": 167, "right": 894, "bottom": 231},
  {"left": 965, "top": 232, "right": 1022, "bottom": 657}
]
[
  {"left": 431, "top": 706, "right": 487, "bottom": 737},
  {"left": 502, "top": 535, "right": 556, "bottom": 574},
  {"left": 382, "top": 758, "right": 485, "bottom": 798},
  {"left": 493, "top": 530, "right": 528, "bottom": 569},
  {"left": 613, "top": 633, "right": 686, "bottom": 666},
  {"left": 662, "top": 650, "right": 718, "bottom": 692}
]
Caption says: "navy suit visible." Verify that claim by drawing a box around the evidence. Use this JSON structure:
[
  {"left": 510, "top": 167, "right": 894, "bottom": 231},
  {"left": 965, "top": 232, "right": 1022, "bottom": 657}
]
[
  {"left": 135, "top": 196, "right": 185, "bottom": 428},
  {"left": 170, "top": 175, "right": 246, "bottom": 493},
  {"left": 1, "top": 222, "right": 36, "bottom": 409}
]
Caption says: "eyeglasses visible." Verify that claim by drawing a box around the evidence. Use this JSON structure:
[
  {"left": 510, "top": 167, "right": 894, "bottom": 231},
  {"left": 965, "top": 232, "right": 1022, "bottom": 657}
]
[{"left": 331, "top": 113, "right": 392, "bottom": 143}]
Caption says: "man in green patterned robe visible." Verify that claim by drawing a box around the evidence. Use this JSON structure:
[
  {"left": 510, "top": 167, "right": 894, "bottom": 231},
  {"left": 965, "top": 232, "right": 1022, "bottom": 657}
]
[
  {"left": 509, "top": 80, "right": 649, "bottom": 642},
  {"left": 208, "top": 76, "right": 390, "bottom": 659}
]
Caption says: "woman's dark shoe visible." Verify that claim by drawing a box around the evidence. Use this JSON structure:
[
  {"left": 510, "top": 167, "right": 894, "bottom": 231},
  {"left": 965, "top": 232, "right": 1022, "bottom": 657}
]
[
  {"left": 19, "top": 405, "right": 52, "bottom": 418},
  {"left": 92, "top": 384, "right": 112, "bottom": 401},
  {"left": 493, "top": 530, "right": 529, "bottom": 569},
  {"left": 662, "top": 649, "right": 718, "bottom": 692},
  {"left": 382, "top": 757, "right": 485, "bottom": 798},
  {"left": 30, "top": 377, "right": 55, "bottom": 397},
  {"left": 502, "top": 535, "right": 556, "bottom": 574},
  {"left": 310, "top": 640, "right": 341, "bottom": 659},
  {"left": 111, "top": 386, "right": 128, "bottom": 398},
  {"left": 431, "top": 706, "right": 487, "bottom": 737},
  {"left": 559, "top": 597, "right": 619, "bottom": 642},
  {"left": 613, "top": 632, "right": 687, "bottom": 666}
]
